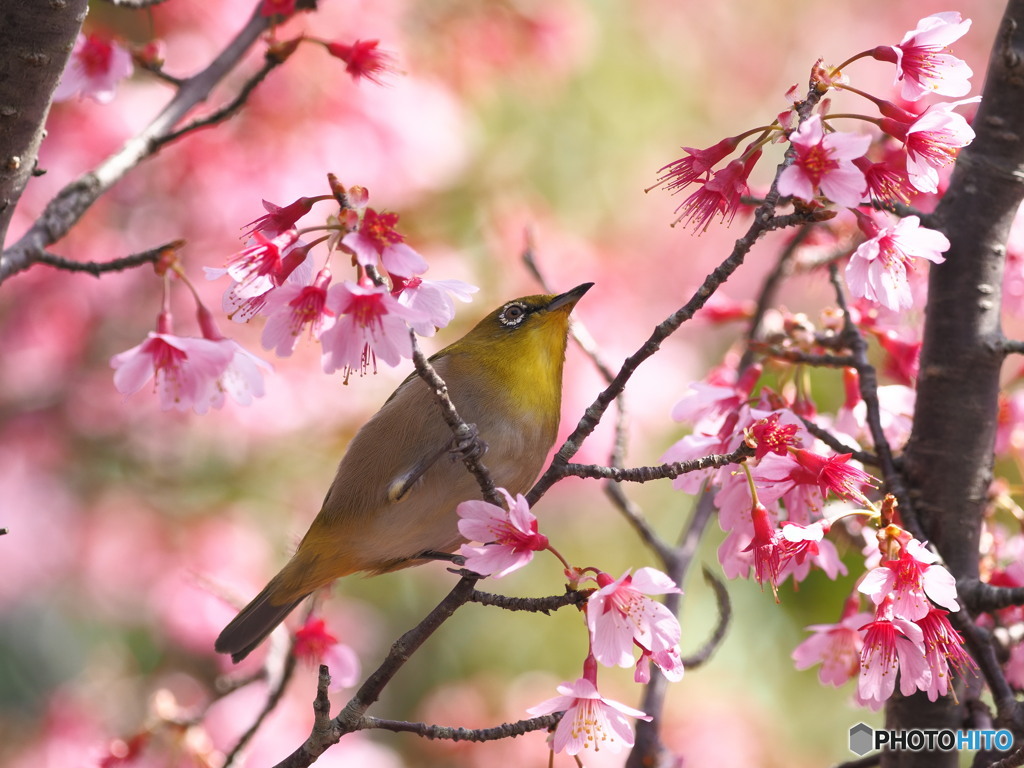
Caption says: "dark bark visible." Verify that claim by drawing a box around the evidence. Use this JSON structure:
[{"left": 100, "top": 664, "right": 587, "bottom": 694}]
[
  {"left": 892, "top": 1, "right": 1024, "bottom": 765},
  {"left": 0, "top": 0, "right": 89, "bottom": 248}
]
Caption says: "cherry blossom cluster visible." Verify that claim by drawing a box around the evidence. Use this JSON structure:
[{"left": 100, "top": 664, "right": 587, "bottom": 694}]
[
  {"left": 661, "top": 357, "right": 976, "bottom": 708},
  {"left": 794, "top": 526, "right": 975, "bottom": 710},
  {"left": 455, "top": 490, "right": 685, "bottom": 756},
  {"left": 110, "top": 180, "right": 477, "bottom": 411},
  {"left": 212, "top": 185, "right": 477, "bottom": 379},
  {"left": 649, "top": 10, "right": 988, "bottom": 713},
  {"left": 652, "top": 11, "right": 974, "bottom": 313},
  {"left": 662, "top": 365, "right": 871, "bottom": 595}
]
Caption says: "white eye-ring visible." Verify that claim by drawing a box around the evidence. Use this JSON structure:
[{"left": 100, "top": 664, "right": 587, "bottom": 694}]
[{"left": 499, "top": 301, "right": 528, "bottom": 327}]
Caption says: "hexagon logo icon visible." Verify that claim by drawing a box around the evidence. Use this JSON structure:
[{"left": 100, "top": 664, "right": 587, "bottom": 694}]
[{"left": 849, "top": 722, "right": 874, "bottom": 756}]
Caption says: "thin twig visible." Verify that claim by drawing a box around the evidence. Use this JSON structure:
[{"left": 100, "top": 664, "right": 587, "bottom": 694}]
[
  {"left": 35, "top": 240, "right": 184, "bottom": 278},
  {"left": 273, "top": 576, "right": 480, "bottom": 768},
  {"left": 408, "top": 333, "right": 502, "bottom": 507},
  {"left": 222, "top": 647, "right": 299, "bottom": 767},
  {"left": 361, "top": 714, "right": 562, "bottom": 741},
  {"left": 826, "top": 264, "right": 917, "bottom": 535},
  {"left": 528, "top": 196, "right": 781, "bottom": 506},
  {"left": 605, "top": 482, "right": 675, "bottom": 567},
  {"left": 469, "top": 588, "right": 589, "bottom": 613},
  {"left": 987, "top": 746, "right": 1024, "bottom": 768},
  {"left": 738, "top": 224, "right": 810, "bottom": 371},
  {"left": 799, "top": 415, "right": 878, "bottom": 466},
  {"left": 679, "top": 567, "right": 731, "bottom": 669},
  {"left": 948, "top": 609, "right": 1018, "bottom": 720},
  {"left": 559, "top": 445, "right": 754, "bottom": 484},
  {"left": 1001, "top": 339, "right": 1024, "bottom": 356},
  {"left": 750, "top": 343, "right": 858, "bottom": 368},
  {"left": 155, "top": 49, "right": 290, "bottom": 149}
]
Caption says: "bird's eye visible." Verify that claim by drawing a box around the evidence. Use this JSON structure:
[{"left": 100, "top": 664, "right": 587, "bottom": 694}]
[{"left": 498, "top": 302, "right": 528, "bottom": 327}]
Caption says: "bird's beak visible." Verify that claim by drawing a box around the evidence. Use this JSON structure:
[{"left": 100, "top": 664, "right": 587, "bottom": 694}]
[{"left": 546, "top": 282, "right": 594, "bottom": 313}]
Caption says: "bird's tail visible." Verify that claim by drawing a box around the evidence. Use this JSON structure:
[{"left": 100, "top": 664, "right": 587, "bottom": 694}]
[{"left": 214, "top": 572, "right": 310, "bottom": 664}]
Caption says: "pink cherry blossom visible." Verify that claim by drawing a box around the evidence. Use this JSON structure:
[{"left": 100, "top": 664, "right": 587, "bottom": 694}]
[
  {"left": 744, "top": 501, "right": 783, "bottom": 594},
  {"left": 653, "top": 135, "right": 742, "bottom": 193},
  {"left": 293, "top": 616, "right": 361, "bottom": 690},
  {"left": 394, "top": 276, "right": 478, "bottom": 337},
  {"left": 915, "top": 608, "right": 975, "bottom": 702},
  {"left": 326, "top": 39, "right": 398, "bottom": 85},
  {"left": 243, "top": 197, "right": 316, "bottom": 237},
  {"left": 881, "top": 99, "right": 978, "bottom": 194},
  {"left": 634, "top": 644, "right": 685, "bottom": 684},
  {"left": 746, "top": 411, "right": 801, "bottom": 460},
  {"left": 319, "top": 281, "right": 427, "bottom": 378},
  {"left": 777, "top": 116, "right": 870, "bottom": 208},
  {"left": 208, "top": 243, "right": 315, "bottom": 324},
  {"left": 853, "top": 155, "right": 915, "bottom": 206},
  {"left": 215, "top": 230, "right": 301, "bottom": 300},
  {"left": 342, "top": 208, "right": 428, "bottom": 277},
  {"left": 873, "top": 13, "right": 973, "bottom": 101},
  {"left": 53, "top": 33, "right": 133, "bottom": 104},
  {"left": 261, "top": 268, "right": 336, "bottom": 356},
  {"left": 779, "top": 520, "right": 829, "bottom": 567},
  {"left": 526, "top": 674, "right": 651, "bottom": 755},
  {"left": 586, "top": 568, "right": 683, "bottom": 680},
  {"left": 670, "top": 363, "right": 762, "bottom": 434},
  {"left": 457, "top": 488, "right": 548, "bottom": 578},
  {"left": 110, "top": 313, "right": 233, "bottom": 413},
  {"left": 788, "top": 448, "right": 877, "bottom": 504},
  {"left": 672, "top": 151, "right": 760, "bottom": 232},
  {"left": 846, "top": 214, "right": 949, "bottom": 311},
  {"left": 859, "top": 538, "right": 960, "bottom": 620},
  {"left": 792, "top": 600, "right": 874, "bottom": 687},
  {"left": 857, "top": 617, "right": 931, "bottom": 709},
  {"left": 195, "top": 306, "right": 272, "bottom": 412},
  {"left": 205, "top": 339, "right": 271, "bottom": 412}
]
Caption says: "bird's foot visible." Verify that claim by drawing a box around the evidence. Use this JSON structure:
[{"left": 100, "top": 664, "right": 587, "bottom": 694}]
[
  {"left": 417, "top": 550, "right": 465, "bottom": 565},
  {"left": 449, "top": 423, "right": 488, "bottom": 462}
]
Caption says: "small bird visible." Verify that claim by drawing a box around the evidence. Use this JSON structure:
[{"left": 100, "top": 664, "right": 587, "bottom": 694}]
[{"left": 215, "top": 282, "right": 592, "bottom": 662}]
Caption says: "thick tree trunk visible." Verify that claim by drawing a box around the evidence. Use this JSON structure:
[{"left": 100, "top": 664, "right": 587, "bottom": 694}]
[
  {"left": 0, "top": 0, "right": 89, "bottom": 248},
  {"left": 892, "top": 2, "right": 1024, "bottom": 766}
]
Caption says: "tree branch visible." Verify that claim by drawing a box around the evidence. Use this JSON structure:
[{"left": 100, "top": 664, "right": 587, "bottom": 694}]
[
  {"left": 0, "top": 2, "right": 275, "bottom": 283},
  {"left": 679, "top": 567, "right": 731, "bottom": 669},
  {"left": 469, "top": 587, "right": 589, "bottom": 613},
  {"left": 0, "top": 0, "right": 89, "bottom": 248},
  {"left": 958, "top": 579, "right": 1024, "bottom": 613},
  {"left": 273, "top": 576, "right": 480, "bottom": 767},
  {"left": 34, "top": 239, "right": 184, "bottom": 277},
  {"left": 750, "top": 343, "right": 858, "bottom": 368},
  {"left": 222, "top": 645, "right": 299, "bottom": 767},
  {"left": 361, "top": 714, "right": 562, "bottom": 742},
  {"left": 799, "top": 415, "right": 878, "bottom": 466},
  {"left": 557, "top": 445, "right": 754, "bottom": 484}
]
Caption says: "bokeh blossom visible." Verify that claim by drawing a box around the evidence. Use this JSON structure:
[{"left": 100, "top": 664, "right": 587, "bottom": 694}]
[{"left": 53, "top": 33, "right": 133, "bottom": 103}]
